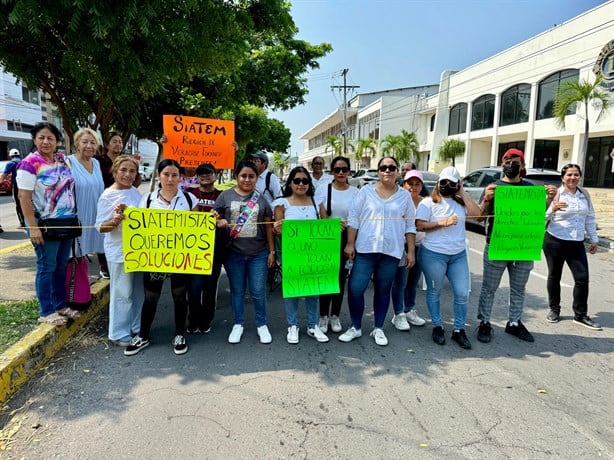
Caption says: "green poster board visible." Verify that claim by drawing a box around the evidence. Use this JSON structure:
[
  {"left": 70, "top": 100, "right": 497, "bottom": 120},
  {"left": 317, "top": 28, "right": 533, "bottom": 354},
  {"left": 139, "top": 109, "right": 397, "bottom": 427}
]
[
  {"left": 281, "top": 218, "right": 341, "bottom": 298},
  {"left": 488, "top": 186, "right": 546, "bottom": 261}
]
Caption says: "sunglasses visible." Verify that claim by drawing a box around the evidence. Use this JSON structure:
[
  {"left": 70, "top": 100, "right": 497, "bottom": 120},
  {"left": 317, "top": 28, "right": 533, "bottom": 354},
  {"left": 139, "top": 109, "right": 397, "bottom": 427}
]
[
  {"left": 378, "top": 164, "right": 397, "bottom": 172},
  {"left": 333, "top": 166, "right": 349, "bottom": 174},
  {"left": 439, "top": 179, "right": 458, "bottom": 187},
  {"left": 292, "top": 177, "right": 310, "bottom": 185}
]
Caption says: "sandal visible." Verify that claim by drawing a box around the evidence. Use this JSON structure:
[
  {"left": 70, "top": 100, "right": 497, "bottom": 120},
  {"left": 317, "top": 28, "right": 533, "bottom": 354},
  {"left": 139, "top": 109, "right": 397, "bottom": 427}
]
[
  {"left": 57, "top": 307, "right": 82, "bottom": 320},
  {"left": 38, "top": 312, "right": 68, "bottom": 326}
]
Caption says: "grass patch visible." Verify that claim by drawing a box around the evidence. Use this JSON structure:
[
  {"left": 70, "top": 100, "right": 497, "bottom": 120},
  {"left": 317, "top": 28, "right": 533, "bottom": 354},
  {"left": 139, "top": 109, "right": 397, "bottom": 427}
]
[{"left": 0, "top": 299, "right": 39, "bottom": 354}]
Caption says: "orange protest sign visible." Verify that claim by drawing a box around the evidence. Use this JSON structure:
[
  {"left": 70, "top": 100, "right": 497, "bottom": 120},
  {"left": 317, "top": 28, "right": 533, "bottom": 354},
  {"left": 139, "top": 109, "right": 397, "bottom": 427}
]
[{"left": 163, "top": 115, "right": 235, "bottom": 169}]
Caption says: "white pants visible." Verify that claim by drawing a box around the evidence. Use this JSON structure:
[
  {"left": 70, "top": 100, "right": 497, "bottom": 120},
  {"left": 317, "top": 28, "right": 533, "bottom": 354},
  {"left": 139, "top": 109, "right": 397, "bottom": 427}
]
[{"left": 108, "top": 262, "right": 143, "bottom": 341}]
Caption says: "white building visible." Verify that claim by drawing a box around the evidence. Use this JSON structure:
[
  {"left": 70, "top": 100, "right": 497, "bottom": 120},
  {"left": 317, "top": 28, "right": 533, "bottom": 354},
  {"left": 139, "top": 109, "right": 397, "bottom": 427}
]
[{"left": 300, "top": 1, "right": 614, "bottom": 187}]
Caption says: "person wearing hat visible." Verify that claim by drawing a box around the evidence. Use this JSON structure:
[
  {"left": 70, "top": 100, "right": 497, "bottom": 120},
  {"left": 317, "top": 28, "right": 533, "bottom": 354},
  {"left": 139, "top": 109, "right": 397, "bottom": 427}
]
[
  {"left": 1, "top": 148, "right": 25, "bottom": 228},
  {"left": 416, "top": 166, "right": 481, "bottom": 349},
  {"left": 186, "top": 163, "right": 224, "bottom": 334},
  {"left": 249, "top": 151, "right": 282, "bottom": 206},
  {"left": 476, "top": 148, "right": 557, "bottom": 344}
]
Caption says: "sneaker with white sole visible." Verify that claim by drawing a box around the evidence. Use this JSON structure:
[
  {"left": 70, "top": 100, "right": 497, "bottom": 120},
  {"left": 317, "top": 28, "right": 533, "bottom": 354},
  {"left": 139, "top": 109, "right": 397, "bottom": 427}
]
[
  {"left": 370, "top": 328, "right": 388, "bottom": 346},
  {"left": 318, "top": 316, "right": 329, "bottom": 333},
  {"left": 257, "top": 325, "right": 272, "bottom": 344},
  {"left": 391, "top": 313, "right": 410, "bottom": 331},
  {"left": 124, "top": 335, "right": 150, "bottom": 356},
  {"left": 338, "top": 326, "right": 362, "bottom": 343},
  {"left": 228, "top": 324, "right": 244, "bottom": 344},
  {"left": 173, "top": 335, "right": 188, "bottom": 355},
  {"left": 329, "top": 315, "right": 342, "bottom": 333},
  {"left": 406, "top": 309, "right": 426, "bottom": 326},
  {"left": 287, "top": 325, "right": 299, "bottom": 344},
  {"left": 307, "top": 325, "right": 329, "bottom": 343}
]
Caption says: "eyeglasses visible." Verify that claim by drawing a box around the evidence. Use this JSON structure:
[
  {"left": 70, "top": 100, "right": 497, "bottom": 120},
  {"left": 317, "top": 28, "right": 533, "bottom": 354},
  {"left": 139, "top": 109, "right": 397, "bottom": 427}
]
[
  {"left": 378, "top": 164, "right": 397, "bottom": 172},
  {"left": 292, "top": 177, "right": 310, "bottom": 185},
  {"left": 333, "top": 167, "right": 349, "bottom": 174}
]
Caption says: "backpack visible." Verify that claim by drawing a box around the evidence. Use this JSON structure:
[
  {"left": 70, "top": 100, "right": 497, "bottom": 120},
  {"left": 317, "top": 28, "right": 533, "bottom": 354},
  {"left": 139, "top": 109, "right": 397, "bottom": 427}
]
[{"left": 146, "top": 191, "right": 193, "bottom": 209}]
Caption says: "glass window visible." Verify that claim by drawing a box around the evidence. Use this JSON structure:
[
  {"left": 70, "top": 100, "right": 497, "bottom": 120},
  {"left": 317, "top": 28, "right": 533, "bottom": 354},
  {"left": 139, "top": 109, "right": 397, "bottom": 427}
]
[
  {"left": 536, "top": 69, "right": 579, "bottom": 120},
  {"left": 500, "top": 84, "right": 531, "bottom": 126},
  {"left": 462, "top": 171, "right": 483, "bottom": 187},
  {"left": 448, "top": 103, "right": 467, "bottom": 135},
  {"left": 430, "top": 114, "right": 436, "bottom": 132},
  {"left": 471, "top": 94, "right": 495, "bottom": 131}
]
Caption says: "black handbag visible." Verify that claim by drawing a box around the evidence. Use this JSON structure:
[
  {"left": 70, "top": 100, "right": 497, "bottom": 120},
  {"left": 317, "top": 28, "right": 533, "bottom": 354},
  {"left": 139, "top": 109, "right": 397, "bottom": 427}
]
[{"left": 38, "top": 216, "right": 82, "bottom": 241}]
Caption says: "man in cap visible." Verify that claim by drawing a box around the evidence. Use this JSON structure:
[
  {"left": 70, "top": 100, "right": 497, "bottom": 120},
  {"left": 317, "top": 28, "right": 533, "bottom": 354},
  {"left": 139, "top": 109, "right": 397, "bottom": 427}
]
[
  {"left": 1, "top": 148, "right": 25, "bottom": 228},
  {"left": 249, "top": 150, "right": 282, "bottom": 206},
  {"left": 476, "top": 148, "right": 556, "bottom": 343}
]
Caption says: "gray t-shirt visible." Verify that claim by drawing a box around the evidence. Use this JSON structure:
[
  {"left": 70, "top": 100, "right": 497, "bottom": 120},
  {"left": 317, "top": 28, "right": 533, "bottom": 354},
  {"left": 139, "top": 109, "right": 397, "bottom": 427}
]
[{"left": 215, "top": 188, "right": 273, "bottom": 256}]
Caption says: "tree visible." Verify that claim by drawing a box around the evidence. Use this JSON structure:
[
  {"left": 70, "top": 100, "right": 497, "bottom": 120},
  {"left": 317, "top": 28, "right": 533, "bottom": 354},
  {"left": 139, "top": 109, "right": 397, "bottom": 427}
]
[
  {"left": 355, "top": 138, "right": 377, "bottom": 168},
  {"left": 380, "top": 134, "right": 401, "bottom": 157},
  {"left": 553, "top": 75, "right": 611, "bottom": 171},
  {"left": 438, "top": 139, "right": 466, "bottom": 166},
  {"left": 397, "top": 130, "right": 420, "bottom": 163},
  {"left": 271, "top": 151, "right": 289, "bottom": 177},
  {"left": 324, "top": 135, "right": 344, "bottom": 156}
]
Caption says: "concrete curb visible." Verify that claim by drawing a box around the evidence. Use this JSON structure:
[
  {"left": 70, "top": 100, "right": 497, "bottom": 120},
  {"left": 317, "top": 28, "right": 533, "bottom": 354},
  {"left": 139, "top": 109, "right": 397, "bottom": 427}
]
[{"left": 0, "top": 279, "right": 110, "bottom": 406}]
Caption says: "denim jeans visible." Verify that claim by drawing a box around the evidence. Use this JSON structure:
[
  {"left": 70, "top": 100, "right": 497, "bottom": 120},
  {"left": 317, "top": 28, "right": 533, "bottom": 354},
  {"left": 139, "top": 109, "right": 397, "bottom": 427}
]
[
  {"left": 33, "top": 238, "right": 72, "bottom": 317},
  {"left": 285, "top": 295, "right": 319, "bottom": 328},
  {"left": 224, "top": 249, "right": 268, "bottom": 327},
  {"left": 108, "top": 262, "right": 143, "bottom": 341},
  {"left": 391, "top": 247, "right": 422, "bottom": 315},
  {"left": 347, "top": 252, "right": 400, "bottom": 330},
  {"left": 419, "top": 246, "right": 469, "bottom": 330}
]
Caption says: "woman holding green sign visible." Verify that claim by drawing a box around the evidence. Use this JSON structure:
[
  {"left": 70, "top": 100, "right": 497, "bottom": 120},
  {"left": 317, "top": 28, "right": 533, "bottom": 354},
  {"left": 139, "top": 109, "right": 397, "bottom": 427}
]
[{"left": 273, "top": 166, "right": 327, "bottom": 345}]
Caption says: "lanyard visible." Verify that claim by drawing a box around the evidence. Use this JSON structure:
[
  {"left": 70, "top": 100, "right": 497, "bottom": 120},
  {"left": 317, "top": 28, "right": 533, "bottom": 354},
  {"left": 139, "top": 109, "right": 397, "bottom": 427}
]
[{"left": 229, "top": 191, "right": 261, "bottom": 239}]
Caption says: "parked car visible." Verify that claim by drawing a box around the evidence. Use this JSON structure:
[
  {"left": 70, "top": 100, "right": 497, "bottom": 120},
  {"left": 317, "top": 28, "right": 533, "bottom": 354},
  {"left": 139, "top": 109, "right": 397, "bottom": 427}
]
[
  {"left": 0, "top": 161, "right": 12, "bottom": 195},
  {"left": 462, "top": 166, "right": 561, "bottom": 227},
  {"left": 349, "top": 169, "right": 378, "bottom": 188},
  {"left": 420, "top": 171, "right": 440, "bottom": 195}
]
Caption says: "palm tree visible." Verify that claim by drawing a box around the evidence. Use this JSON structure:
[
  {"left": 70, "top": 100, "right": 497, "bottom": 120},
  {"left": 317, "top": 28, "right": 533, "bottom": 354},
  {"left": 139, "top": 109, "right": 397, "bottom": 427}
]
[
  {"left": 355, "top": 138, "right": 377, "bottom": 168},
  {"left": 553, "top": 75, "right": 611, "bottom": 171},
  {"left": 380, "top": 134, "right": 401, "bottom": 157},
  {"left": 397, "top": 130, "right": 420, "bottom": 164},
  {"left": 324, "top": 135, "right": 343, "bottom": 156},
  {"left": 438, "top": 139, "right": 465, "bottom": 166}
]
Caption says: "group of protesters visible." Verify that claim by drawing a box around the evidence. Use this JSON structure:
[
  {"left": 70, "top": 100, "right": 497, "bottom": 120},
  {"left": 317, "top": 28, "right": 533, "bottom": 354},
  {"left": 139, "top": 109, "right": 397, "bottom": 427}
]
[{"left": 14, "top": 121, "right": 603, "bottom": 357}]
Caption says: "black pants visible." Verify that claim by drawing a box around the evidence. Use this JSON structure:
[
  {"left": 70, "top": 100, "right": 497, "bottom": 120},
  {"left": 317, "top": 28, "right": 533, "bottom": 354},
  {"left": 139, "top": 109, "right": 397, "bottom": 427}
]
[
  {"left": 320, "top": 230, "right": 349, "bottom": 317},
  {"left": 543, "top": 233, "right": 589, "bottom": 319},
  {"left": 139, "top": 273, "right": 189, "bottom": 340},
  {"left": 187, "top": 251, "right": 224, "bottom": 331}
]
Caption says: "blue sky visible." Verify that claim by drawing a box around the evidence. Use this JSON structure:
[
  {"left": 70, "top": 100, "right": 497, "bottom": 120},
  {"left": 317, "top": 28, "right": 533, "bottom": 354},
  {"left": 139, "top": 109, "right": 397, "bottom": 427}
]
[{"left": 272, "top": 0, "right": 607, "bottom": 156}]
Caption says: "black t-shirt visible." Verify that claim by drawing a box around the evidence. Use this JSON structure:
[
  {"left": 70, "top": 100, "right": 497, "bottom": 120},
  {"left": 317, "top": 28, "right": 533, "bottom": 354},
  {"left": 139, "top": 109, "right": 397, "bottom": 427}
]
[{"left": 482, "top": 178, "right": 533, "bottom": 244}]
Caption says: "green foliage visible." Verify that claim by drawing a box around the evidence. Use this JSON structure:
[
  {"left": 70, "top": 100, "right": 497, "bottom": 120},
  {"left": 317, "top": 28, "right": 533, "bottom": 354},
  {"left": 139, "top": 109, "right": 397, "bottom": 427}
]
[
  {"left": 354, "top": 138, "right": 377, "bottom": 167},
  {"left": 0, "top": 299, "right": 39, "bottom": 353},
  {"left": 438, "top": 139, "right": 466, "bottom": 166},
  {"left": 325, "top": 135, "right": 343, "bottom": 156},
  {"left": 553, "top": 76, "right": 611, "bottom": 129},
  {"left": 380, "top": 130, "right": 419, "bottom": 163}
]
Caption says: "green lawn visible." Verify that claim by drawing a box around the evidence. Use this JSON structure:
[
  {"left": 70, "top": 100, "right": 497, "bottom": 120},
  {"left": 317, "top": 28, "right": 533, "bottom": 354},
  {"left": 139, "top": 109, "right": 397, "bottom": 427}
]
[{"left": 0, "top": 299, "right": 40, "bottom": 354}]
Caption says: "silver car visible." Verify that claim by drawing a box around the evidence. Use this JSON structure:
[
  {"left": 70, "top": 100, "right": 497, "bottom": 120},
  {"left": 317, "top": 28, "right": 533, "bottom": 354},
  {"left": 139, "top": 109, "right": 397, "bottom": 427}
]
[{"left": 349, "top": 169, "right": 379, "bottom": 188}]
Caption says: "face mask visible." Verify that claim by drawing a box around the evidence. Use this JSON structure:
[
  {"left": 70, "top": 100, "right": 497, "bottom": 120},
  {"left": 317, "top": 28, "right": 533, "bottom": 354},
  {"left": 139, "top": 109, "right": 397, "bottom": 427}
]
[
  {"left": 438, "top": 183, "right": 457, "bottom": 197},
  {"left": 503, "top": 163, "right": 521, "bottom": 178}
]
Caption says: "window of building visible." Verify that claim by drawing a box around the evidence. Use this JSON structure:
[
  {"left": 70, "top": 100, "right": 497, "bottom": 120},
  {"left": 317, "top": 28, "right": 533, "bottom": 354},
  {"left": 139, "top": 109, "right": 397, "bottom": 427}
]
[
  {"left": 21, "top": 86, "right": 39, "bottom": 105},
  {"left": 430, "top": 114, "right": 436, "bottom": 132},
  {"left": 536, "top": 69, "right": 579, "bottom": 120},
  {"left": 500, "top": 84, "right": 531, "bottom": 126},
  {"left": 497, "top": 141, "right": 526, "bottom": 163},
  {"left": 448, "top": 103, "right": 467, "bottom": 135},
  {"left": 471, "top": 94, "right": 495, "bottom": 131},
  {"left": 534, "top": 139, "right": 559, "bottom": 169}
]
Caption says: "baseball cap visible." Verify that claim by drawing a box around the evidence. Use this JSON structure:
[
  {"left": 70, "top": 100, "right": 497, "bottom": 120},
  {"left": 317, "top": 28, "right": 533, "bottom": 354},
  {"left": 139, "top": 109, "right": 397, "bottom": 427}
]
[
  {"left": 438, "top": 166, "right": 460, "bottom": 183},
  {"left": 501, "top": 148, "right": 525, "bottom": 163},
  {"left": 249, "top": 151, "right": 269, "bottom": 163},
  {"left": 404, "top": 170, "right": 424, "bottom": 182},
  {"left": 9, "top": 148, "right": 20, "bottom": 158},
  {"left": 196, "top": 163, "right": 216, "bottom": 175}
]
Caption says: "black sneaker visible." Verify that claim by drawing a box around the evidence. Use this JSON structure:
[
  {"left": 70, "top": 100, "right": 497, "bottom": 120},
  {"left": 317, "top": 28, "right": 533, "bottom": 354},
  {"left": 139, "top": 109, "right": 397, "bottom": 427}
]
[
  {"left": 173, "top": 335, "right": 188, "bottom": 355},
  {"left": 186, "top": 326, "right": 202, "bottom": 334},
  {"left": 432, "top": 326, "right": 445, "bottom": 345},
  {"left": 451, "top": 329, "right": 472, "bottom": 349},
  {"left": 477, "top": 321, "right": 493, "bottom": 343},
  {"left": 124, "top": 336, "right": 150, "bottom": 356},
  {"left": 573, "top": 316, "right": 602, "bottom": 331},
  {"left": 546, "top": 310, "right": 560, "bottom": 323},
  {"left": 505, "top": 321, "right": 534, "bottom": 342}
]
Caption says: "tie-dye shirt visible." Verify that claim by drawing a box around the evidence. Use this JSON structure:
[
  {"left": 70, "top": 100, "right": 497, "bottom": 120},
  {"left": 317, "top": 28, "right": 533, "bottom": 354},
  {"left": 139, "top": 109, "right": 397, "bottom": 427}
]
[{"left": 16, "top": 151, "right": 77, "bottom": 219}]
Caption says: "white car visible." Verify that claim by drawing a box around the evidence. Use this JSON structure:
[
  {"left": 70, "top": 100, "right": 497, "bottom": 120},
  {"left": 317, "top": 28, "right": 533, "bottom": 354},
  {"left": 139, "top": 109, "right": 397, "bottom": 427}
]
[
  {"left": 139, "top": 164, "right": 154, "bottom": 181},
  {"left": 349, "top": 169, "right": 378, "bottom": 188}
]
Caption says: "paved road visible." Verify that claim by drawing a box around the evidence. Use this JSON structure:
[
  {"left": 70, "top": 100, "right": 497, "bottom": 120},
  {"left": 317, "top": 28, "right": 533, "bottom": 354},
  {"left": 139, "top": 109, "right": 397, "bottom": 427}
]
[{"left": 1, "top": 231, "right": 613, "bottom": 459}]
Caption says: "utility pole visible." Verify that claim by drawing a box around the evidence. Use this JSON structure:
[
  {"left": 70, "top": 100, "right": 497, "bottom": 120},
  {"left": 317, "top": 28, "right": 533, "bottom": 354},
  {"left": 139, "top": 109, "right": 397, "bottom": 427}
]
[{"left": 331, "top": 68, "right": 359, "bottom": 154}]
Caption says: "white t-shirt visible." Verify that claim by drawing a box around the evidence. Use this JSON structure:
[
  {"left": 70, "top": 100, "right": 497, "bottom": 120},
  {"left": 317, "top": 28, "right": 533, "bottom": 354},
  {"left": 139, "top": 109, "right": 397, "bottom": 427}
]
[
  {"left": 255, "top": 170, "right": 282, "bottom": 206},
  {"left": 95, "top": 187, "right": 142, "bottom": 263},
  {"left": 311, "top": 173, "right": 333, "bottom": 191},
  {"left": 416, "top": 197, "right": 467, "bottom": 255},
  {"left": 314, "top": 184, "right": 359, "bottom": 221},
  {"left": 139, "top": 189, "right": 198, "bottom": 211},
  {"left": 273, "top": 196, "right": 324, "bottom": 220}
]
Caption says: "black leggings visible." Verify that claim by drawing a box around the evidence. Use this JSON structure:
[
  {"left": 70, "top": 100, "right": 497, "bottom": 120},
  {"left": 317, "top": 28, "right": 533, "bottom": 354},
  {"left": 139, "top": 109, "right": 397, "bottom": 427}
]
[
  {"left": 139, "top": 273, "right": 189, "bottom": 340},
  {"left": 319, "top": 230, "right": 349, "bottom": 317}
]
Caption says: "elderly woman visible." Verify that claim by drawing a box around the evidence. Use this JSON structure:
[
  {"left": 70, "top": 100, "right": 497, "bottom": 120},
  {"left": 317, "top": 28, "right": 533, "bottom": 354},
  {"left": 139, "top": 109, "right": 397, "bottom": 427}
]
[
  {"left": 416, "top": 166, "right": 480, "bottom": 349},
  {"left": 95, "top": 155, "right": 143, "bottom": 346},
  {"left": 17, "top": 122, "right": 79, "bottom": 325},
  {"left": 69, "top": 128, "right": 106, "bottom": 278}
]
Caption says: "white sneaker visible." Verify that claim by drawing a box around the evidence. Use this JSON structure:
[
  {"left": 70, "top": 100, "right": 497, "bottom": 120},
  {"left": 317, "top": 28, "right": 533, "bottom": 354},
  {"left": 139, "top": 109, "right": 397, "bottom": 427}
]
[
  {"left": 307, "top": 325, "right": 329, "bottom": 343},
  {"left": 391, "top": 313, "right": 411, "bottom": 331},
  {"left": 406, "top": 309, "right": 426, "bottom": 326},
  {"left": 318, "top": 316, "right": 329, "bottom": 333},
  {"left": 228, "top": 324, "right": 244, "bottom": 344},
  {"left": 370, "top": 328, "right": 388, "bottom": 346},
  {"left": 257, "top": 325, "right": 272, "bottom": 344},
  {"left": 338, "top": 326, "right": 362, "bottom": 343},
  {"left": 330, "top": 315, "right": 342, "bottom": 333},
  {"left": 287, "top": 325, "right": 299, "bottom": 344}
]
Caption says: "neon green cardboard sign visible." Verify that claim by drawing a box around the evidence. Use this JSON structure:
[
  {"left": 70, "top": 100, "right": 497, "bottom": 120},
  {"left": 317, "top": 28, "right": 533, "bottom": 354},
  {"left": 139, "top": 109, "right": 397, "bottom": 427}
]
[
  {"left": 281, "top": 218, "right": 341, "bottom": 298},
  {"left": 488, "top": 185, "right": 546, "bottom": 261}
]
